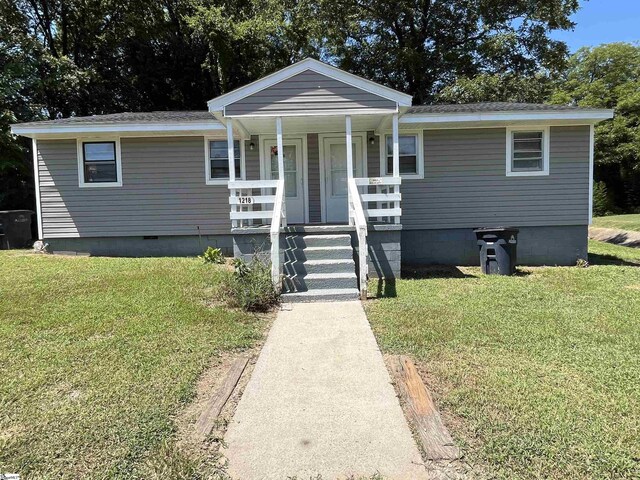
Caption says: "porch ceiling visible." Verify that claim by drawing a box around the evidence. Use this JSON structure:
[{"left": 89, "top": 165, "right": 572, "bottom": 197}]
[{"left": 235, "top": 114, "right": 384, "bottom": 135}]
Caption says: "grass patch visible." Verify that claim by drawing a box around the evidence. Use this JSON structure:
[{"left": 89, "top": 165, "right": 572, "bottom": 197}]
[
  {"left": 592, "top": 213, "right": 640, "bottom": 232},
  {"left": 366, "top": 241, "right": 640, "bottom": 479},
  {"left": 588, "top": 239, "right": 640, "bottom": 265},
  {"left": 0, "top": 251, "right": 266, "bottom": 479}
]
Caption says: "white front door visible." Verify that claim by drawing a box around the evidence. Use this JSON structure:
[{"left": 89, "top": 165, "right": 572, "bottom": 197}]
[
  {"left": 321, "top": 136, "right": 365, "bottom": 223},
  {"left": 262, "top": 138, "right": 306, "bottom": 224}
]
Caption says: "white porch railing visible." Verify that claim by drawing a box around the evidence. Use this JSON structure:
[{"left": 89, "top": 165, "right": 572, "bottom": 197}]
[
  {"left": 348, "top": 178, "right": 368, "bottom": 299},
  {"left": 270, "top": 179, "right": 286, "bottom": 286},
  {"left": 228, "top": 179, "right": 286, "bottom": 286},
  {"left": 354, "top": 177, "right": 402, "bottom": 223},
  {"left": 349, "top": 176, "right": 402, "bottom": 299}
]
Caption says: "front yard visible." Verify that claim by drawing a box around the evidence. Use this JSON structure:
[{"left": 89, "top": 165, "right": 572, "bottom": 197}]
[
  {"left": 366, "top": 240, "right": 640, "bottom": 479},
  {"left": 2, "top": 241, "right": 639, "bottom": 479},
  {"left": 0, "top": 251, "right": 266, "bottom": 479}
]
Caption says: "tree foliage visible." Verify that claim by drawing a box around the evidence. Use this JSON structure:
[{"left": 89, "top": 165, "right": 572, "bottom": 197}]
[
  {"left": 316, "top": 0, "right": 577, "bottom": 104},
  {"left": 551, "top": 43, "right": 640, "bottom": 211},
  {"left": 436, "top": 72, "right": 555, "bottom": 104}
]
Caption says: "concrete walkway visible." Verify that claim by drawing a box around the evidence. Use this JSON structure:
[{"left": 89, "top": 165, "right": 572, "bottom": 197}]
[{"left": 223, "top": 301, "right": 427, "bottom": 480}]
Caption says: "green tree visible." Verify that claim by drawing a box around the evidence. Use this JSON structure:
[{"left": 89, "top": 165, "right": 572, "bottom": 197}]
[
  {"left": 316, "top": 0, "right": 578, "bottom": 104},
  {"left": 436, "top": 72, "right": 555, "bottom": 104},
  {"left": 551, "top": 42, "right": 640, "bottom": 211}
]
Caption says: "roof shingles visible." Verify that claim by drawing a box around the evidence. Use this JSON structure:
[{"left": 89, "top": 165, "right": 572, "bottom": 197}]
[
  {"left": 406, "top": 102, "right": 584, "bottom": 114},
  {"left": 13, "top": 103, "right": 597, "bottom": 127},
  {"left": 15, "top": 111, "right": 216, "bottom": 127}
]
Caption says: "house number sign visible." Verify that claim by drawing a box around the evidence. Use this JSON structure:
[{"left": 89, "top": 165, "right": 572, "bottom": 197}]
[
  {"left": 238, "top": 196, "right": 254, "bottom": 205},
  {"left": 368, "top": 177, "right": 384, "bottom": 185}
]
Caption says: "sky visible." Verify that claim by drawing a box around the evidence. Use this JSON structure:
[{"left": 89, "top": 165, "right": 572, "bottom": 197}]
[{"left": 551, "top": 0, "right": 640, "bottom": 52}]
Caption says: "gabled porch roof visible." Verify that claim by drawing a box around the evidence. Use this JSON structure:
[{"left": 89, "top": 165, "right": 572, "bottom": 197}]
[{"left": 206, "top": 58, "right": 413, "bottom": 117}]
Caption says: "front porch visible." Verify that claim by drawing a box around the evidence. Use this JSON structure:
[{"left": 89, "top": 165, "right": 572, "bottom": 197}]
[
  {"left": 205, "top": 59, "right": 413, "bottom": 300},
  {"left": 224, "top": 115, "right": 405, "bottom": 300}
]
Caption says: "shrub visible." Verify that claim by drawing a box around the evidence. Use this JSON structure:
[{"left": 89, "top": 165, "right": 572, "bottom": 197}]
[
  {"left": 200, "top": 246, "right": 224, "bottom": 264},
  {"left": 593, "top": 181, "right": 616, "bottom": 217},
  {"left": 225, "top": 256, "right": 279, "bottom": 312}
]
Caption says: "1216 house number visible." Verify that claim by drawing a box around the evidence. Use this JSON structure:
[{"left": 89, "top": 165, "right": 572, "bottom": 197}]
[{"left": 238, "top": 196, "right": 254, "bottom": 204}]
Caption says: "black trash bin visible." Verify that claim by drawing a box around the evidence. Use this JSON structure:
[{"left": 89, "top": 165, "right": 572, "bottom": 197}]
[
  {"left": 0, "top": 210, "right": 34, "bottom": 249},
  {"left": 474, "top": 227, "right": 519, "bottom": 275}
]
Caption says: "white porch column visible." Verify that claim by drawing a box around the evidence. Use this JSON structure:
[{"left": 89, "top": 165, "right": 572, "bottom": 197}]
[
  {"left": 392, "top": 113, "right": 399, "bottom": 178},
  {"left": 392, "top": 113, "right": 400, "bottom": 224},
  {"left": 276, "top": 116, "right": 284, "bottom": 180},
  {"left": 345, "top": 115, "right": 353, "bottom": 178},
  {"left": 346, "top": 115, "right": 354, "bottom": 225},
  {"left": 226, "top": 118, "right": 236, "bottom": 181},
  {"left": 226, "top": 118, "right": 237, "bottom": 227}
]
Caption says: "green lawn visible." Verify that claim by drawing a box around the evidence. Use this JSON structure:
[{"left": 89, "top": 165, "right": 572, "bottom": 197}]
[
  {"left": 366, "top": 240, "right": 640, "bottom": 479},
  {"left": 592, "top": 213, "right": 640, "bottom": 232},
  {"left": 0, "top": 251, "right": 265, "bottom": 479}
]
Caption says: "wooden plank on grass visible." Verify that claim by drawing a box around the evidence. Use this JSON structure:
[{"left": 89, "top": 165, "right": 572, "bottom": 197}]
[
  {"left": 389, "top": 355, "right": 460, "bottom": 460},
  {"left": 194, "top": 356, "right": 249, "bottom": 439}
]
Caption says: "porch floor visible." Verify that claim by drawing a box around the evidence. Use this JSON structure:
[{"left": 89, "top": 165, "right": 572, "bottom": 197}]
[{"left": 231, "top": 223, "right": 402, "bottom": 235}]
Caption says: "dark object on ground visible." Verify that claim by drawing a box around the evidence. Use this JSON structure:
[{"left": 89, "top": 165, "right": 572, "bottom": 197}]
[
  {"left": 474, "top": 227, "right": 519, "bottom": 275},
  {"left": 388, "top": 355, "right": 460, "bottom": 460},
  {"left": 194, "top": 356, "right": 250, "bottom": 440},
  {"left": 0, "top": 210, "right": 34, "bottom": 249}
]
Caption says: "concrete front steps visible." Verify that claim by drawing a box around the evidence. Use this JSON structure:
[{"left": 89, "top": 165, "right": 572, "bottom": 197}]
[{"left": 281, "top": 231, "right": 359, "bottom": 302}]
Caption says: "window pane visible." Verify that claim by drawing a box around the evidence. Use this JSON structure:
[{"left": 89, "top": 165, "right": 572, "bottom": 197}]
[
  {"left": 84, "top": 142, "right": 115, "bottom": 162},
  {"left": 513, "top": 158, "right": 542, "bottom": 171},
  {"left": 386, "top": 135, "right": 418, "bottom": 175},
  {"left": 386, "top": 136, "right": 393, "bottom": 156},
  {"left": 513, "top": 131, "right": 542, "bottom": 141},
  {"left": 514, "top": 139, "right": 542, "bottom": 151},
  {"left": 387, "top": 155, "right": 418, "bottom": 175},
  {"left": 386, "top": 135, "right": 417, "bottom": 155},
  {"left": 399, "top": 136, "right": 417, "bottom": 155},
  {"left": 513, "top": 151, "right": 543, "bottom": 160},
  {"left": 85, "top": 162, "right": 117, "bottom": 183},
  {"left": 209, "top": 140, "right": 240, "bottom": 179},
  {"left": 284, "top": 172, "right": 297, "bottom": 197},
  {"left": 512, "top": 131, "right": 543, "bottom": 172},
  {"left": 400, "top": 155, "right": 418, "bottom": 174}
]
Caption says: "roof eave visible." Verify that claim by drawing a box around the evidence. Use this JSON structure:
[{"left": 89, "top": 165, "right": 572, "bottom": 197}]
[
  {"left": 10, "top": 121, "right": 226, "bottom": 138},
  {"left": 401, "top": 109, "right": 614, "bottom": 124}
]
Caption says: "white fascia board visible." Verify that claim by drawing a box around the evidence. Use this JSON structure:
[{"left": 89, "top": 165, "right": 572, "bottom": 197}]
[
  {"left": 11, "top": 121, "right": 225, "bottom": 137},
  {"left": 400, "top": 109, "right": 614, "bottom": 124},
  {"left": 207, "top": 58, "right": 412, "bottom": 111},
  {"left": 226, "top": 108, "right": 397, "bottom": 119}
]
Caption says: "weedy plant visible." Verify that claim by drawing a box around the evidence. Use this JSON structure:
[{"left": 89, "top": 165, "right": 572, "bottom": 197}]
[
  {"left": 200, "top": 246, "right": 225, "bottom": 264},
  {"left": 225, "top": 256, "right": 279, "bottom": 312}
]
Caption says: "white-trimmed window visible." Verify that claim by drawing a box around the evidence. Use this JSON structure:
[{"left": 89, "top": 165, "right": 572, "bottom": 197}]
[
  {"left": 205, "top": 138, "right": 244, "bottom": 185},
  {"left": 381, "top": 132, "right": 424, "bottom": 179},
  {"left": 506, "top": 127, "right": 550, "bottom": 176},
  {"left": 77, "top": 138, "right": 122, "bottom": 187}
]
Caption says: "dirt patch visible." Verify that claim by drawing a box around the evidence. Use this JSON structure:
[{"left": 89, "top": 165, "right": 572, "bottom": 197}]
[
  {"left": 170, "top": 310, "right": 276, "bottom": 475},
  {"left": 383, "top": 354, "right": 489, "bottom": 479},
  {"left": 589, "top": 227, "right": 640, "bottom": 248}
]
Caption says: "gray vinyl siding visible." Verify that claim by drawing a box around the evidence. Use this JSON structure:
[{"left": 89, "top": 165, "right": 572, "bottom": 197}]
[
  {"left": 37, "top": 126, "right": 590, "bottom": 240},
  {"left": 367, "top": 131, "right": 380, "bottom": 176},
  {"left": 38, "top": 136, "right": 232, "bottom": 238},
  {"left": 401, "top": 126, "right": 590, "bottom": 229},
  {"left": 307, "top": 134, "right": 322, "bottom": 223},
  {"left": 225, "top": 70, "right": 396, "bottom": 116},
  {"left": 244, "top": 135, "right": 260, "bottom": 180}
]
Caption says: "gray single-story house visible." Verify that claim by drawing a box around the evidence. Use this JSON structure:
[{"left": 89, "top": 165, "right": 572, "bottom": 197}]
[{"left": 12, "top": 58, "right": 613, "bottom": 301}]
